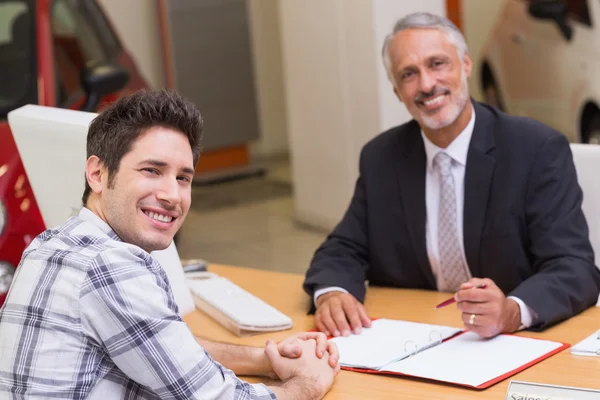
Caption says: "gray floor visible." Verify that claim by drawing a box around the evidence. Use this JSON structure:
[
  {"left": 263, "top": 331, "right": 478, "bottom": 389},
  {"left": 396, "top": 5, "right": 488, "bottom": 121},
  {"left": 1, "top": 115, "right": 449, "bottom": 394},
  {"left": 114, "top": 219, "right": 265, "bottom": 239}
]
[{"left": 176, "top": 159, "right": 327, "bottom": 275}]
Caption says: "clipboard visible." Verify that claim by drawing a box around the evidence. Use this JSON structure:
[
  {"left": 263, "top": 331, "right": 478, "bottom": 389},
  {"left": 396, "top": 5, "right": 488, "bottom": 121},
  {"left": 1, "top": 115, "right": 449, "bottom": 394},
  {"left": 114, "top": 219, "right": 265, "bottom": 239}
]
[{"left": 329, "top": 319, "right": 569, "bottom": 390}]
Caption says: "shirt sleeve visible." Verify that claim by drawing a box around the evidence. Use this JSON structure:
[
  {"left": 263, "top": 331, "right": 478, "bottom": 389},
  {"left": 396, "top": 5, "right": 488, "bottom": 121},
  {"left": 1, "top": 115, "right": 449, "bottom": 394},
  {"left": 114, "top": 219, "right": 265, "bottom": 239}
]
[
  {"left": 79, "top": 245, "right": 275, "bottom": 400},
  {"left": 313, "top": 286, "right": 349, "bottom": 306},
  {"left": 507, "top": 296, "right": 538, "bottom": 330}
]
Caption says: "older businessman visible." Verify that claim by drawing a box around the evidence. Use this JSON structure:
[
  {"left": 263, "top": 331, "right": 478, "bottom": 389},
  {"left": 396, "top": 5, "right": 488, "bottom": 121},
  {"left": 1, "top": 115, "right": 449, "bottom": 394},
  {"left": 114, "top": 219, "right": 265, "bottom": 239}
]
[{"left": 304, "top": 12, "right": 600, "bottom": 339}]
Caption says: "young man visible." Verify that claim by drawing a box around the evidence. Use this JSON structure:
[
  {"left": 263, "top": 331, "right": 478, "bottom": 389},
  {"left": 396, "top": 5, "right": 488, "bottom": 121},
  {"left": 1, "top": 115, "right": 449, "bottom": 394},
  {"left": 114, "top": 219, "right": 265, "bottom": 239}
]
[
  {"left": 0, "top": 90, "right": 339, "bottom": 399},
  {"left": 304, "top": 12, "right": 600, "bottom": 339}
]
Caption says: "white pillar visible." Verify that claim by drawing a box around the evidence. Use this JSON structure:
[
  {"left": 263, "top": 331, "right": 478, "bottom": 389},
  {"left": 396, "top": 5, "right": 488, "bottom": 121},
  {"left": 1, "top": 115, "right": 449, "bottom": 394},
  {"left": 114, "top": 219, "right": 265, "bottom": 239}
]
[{"left": 280, "top": 0, "right": 446, "bottom": 231}]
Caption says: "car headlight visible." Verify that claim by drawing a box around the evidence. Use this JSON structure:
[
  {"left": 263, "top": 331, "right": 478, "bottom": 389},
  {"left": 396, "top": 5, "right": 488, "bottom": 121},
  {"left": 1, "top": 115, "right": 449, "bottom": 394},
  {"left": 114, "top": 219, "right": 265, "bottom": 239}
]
[
  {"left": 0, "top": 261, "right": 14, "bottom": 294},
  {"left": 0, "top": 200, "right": 5, "bottom": 236}
]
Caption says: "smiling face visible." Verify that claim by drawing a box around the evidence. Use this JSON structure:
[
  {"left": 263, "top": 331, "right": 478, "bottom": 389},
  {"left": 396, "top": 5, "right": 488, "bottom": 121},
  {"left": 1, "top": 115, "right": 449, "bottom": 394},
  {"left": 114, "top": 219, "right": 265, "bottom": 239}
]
[
  {"left": 387, "top": 28, "right": 472, "bottom": 132},
  {"left": 86, "top": 126, "right": 195, "bottom": 253}
]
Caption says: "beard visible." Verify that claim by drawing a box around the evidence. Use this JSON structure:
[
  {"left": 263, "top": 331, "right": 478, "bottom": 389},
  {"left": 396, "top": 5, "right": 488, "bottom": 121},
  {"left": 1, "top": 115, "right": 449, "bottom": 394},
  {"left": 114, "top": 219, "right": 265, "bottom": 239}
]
[{"left": 416, "top": 71, "right": 470, "bottom": 130}]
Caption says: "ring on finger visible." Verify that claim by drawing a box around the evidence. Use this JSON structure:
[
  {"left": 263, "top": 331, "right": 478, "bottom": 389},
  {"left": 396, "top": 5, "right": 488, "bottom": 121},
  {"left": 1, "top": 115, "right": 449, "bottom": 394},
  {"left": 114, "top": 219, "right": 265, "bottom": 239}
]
[{"left": 469, "top": 313, "right": 476, "bottom": 325}]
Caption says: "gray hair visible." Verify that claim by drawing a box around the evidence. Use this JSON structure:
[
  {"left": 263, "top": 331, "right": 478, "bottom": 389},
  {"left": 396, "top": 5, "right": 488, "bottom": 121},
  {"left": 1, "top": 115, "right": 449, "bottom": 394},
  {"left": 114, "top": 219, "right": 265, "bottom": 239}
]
[{"left": 381, "top": 12, "right": 468, "bottom": 81}]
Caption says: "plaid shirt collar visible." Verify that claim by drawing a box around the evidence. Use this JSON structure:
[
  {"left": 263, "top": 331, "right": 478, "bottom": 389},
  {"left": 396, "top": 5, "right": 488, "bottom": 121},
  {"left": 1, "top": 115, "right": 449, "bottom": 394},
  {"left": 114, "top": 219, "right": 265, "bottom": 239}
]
[{"left": 78, "top": 207, "right": 122, "bottom": 242}]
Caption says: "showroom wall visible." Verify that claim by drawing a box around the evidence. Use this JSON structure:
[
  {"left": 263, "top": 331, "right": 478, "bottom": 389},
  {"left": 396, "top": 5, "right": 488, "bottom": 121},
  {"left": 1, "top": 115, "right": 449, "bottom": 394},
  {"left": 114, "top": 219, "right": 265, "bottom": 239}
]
[
  {"left": 279, "top": 0, "right": 446, "bottom": 230},
  {"left": 98, "top": 0, "right": 290, "bottom": 160}
]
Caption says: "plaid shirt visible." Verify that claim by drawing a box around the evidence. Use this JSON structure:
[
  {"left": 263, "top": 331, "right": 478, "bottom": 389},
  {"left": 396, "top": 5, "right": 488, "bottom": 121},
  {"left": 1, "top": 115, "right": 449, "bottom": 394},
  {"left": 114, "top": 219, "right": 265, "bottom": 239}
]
[{"left": 0, "top": 208, "right": 276, "bottom": 399}]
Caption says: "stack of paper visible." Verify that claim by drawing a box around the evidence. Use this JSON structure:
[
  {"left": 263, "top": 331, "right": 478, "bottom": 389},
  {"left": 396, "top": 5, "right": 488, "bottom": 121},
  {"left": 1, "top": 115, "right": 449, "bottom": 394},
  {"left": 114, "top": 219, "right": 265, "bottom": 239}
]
[{"left": 570, "top": 330, "right": 600, "bottom": 356}]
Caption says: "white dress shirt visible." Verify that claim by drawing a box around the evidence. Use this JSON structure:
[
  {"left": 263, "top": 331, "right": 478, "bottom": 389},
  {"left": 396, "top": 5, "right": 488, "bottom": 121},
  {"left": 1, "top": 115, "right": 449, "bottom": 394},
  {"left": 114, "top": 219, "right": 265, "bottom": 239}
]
[{"left": 315, "top": 109, "right": 536, "bottom": 328}]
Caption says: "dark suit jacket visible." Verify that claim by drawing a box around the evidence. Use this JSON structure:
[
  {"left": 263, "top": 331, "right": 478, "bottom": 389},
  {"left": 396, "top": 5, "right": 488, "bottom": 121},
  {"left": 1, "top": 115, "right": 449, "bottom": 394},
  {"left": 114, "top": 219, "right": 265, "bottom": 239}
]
[{"left": 303, "top": 101, "right": 600, "bottom": 330}]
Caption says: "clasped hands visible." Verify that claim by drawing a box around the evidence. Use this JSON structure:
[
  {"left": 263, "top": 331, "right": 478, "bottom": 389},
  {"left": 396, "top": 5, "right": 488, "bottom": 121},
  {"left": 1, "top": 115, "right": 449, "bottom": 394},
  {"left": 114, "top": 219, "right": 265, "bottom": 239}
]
[
  {"left": 314, "top": 278, "right": 522, "bottom": 339},
  {"left": 264, "top": 331, "right": 341, "bottom": 380}
]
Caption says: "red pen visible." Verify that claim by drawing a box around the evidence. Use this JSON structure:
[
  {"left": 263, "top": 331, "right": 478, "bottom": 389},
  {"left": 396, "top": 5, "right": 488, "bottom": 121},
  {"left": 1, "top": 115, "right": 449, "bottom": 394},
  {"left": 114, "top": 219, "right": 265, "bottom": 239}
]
[{"left": 434, "top": 284, "right": 488, "bottom": 309}]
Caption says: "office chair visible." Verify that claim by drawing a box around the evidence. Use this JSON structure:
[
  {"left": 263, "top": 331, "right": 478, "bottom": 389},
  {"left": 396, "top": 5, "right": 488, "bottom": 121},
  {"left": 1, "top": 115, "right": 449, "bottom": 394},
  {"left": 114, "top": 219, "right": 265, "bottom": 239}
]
[{"left": 570, "top": 143, "right": 600, "bottom": 306}]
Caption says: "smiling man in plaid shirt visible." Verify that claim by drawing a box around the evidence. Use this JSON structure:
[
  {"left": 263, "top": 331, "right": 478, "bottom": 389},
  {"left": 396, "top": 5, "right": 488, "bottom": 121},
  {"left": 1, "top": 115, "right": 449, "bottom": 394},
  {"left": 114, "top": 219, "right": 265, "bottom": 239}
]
[{"left": 0, "top": 90, "right": 339, "bottom": 399}]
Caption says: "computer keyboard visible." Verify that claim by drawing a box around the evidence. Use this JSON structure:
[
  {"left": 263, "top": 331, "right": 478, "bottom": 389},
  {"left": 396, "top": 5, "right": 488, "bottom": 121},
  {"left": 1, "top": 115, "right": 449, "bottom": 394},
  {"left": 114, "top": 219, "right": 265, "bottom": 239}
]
[{"left": 186, "top": 274, "right": 293, "bottom": 336}]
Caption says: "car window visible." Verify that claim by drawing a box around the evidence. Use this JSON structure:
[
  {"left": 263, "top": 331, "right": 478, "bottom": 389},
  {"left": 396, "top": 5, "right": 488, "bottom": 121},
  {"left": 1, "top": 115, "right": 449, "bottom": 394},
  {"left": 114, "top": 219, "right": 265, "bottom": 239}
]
[
  {"left": 51, "top": 0, "right": 109, "bottom": 106},
  {"left": 0, "top": 0, "right": 37, "bottom": 119},
  {"left": 81, "top": 0, "right": 122, "bottom": 60},
  {"left": 566, "top": 0, "right": 591, "bottom": 26}
]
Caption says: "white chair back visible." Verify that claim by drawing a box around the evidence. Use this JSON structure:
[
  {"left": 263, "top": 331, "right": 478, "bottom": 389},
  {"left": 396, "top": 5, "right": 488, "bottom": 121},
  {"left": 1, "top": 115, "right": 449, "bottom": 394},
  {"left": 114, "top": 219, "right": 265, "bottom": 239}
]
[
  {"left": 8, "top": 105, "right": 195, "bottom": 315},
  {"left": 570, "top": 143, "right": 600, "bottom": 306}
]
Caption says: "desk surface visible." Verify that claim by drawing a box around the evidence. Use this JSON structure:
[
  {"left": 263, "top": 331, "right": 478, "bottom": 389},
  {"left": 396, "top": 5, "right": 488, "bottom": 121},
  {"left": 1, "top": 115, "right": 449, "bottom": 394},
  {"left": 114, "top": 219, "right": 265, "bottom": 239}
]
[{"left": 183, "top": 265, "right": 600, "bottom": 399}]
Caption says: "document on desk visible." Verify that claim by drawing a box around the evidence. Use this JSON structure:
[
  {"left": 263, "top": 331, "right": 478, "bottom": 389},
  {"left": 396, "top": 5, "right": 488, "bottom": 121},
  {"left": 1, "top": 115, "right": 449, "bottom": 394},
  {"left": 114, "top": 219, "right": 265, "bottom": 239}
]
[
  {"left": 570, "top": 330, "right": 600, "bottom": 356},
  {"left": 330, "top": 319, "right": 569, "bottom": 389},
  {"left": 329, "top": 319, "right": 462, "bottom": 369}
]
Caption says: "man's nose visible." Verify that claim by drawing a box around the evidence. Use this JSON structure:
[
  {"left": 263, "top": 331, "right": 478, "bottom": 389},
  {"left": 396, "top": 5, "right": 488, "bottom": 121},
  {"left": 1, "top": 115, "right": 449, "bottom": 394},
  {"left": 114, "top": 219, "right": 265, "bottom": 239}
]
[
  {"left": 156, "top": 177, "right": 180, "bottom": 205},
  {"left": 418, "top": 71, "right": 436, "bottom": 95}
]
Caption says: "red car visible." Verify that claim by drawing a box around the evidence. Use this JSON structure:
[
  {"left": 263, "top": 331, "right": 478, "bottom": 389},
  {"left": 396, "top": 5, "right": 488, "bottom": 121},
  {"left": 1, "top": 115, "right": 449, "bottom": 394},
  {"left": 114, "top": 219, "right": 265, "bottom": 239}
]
[{"left": 0, "top": 0, "right": 149, "bottom": 304}]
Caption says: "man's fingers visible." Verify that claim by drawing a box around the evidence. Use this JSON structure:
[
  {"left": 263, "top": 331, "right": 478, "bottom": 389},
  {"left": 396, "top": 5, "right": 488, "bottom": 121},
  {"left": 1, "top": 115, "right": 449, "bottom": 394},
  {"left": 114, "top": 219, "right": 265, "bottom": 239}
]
[
  {"left": 326, "top": 342, "right": 340, "bottom": 368},
  {"left": 313, "top": 332, "right": 328, "bottom": 358},
  {"left": 357, "top": 303, "right": 372, "bottom": 328},
  {"left": 314, "top": 316, "right": 330, "bottom": 337},
  {"left": 264, "top": 340, "right": 284, "bottom": 374},
  {"left": 456, "top": 283, "right": 499, "bottom": 303},
  {"left": 456, "top": 289, "right": 489, "bottom": 303},
  {"left": 341, "top": 298, "right": 363, "bottom": 334},
  {"left": 459, "top": 281, "right": 474, "bottom": 290},
  {"left": 316, "top": 294, "right": 367, "bottom": 337},
  {"left": 457, "top": 300, "right": 496, "bottom": 315},
  {"left": 287, "top": 332, "right": 328, "bottom": 352},
  {"left": 462, "top": 312, "right": 495, "bottom": 331},
  {"left": 465, "top": 323, "right": 496, "bottom": 339},
  {"left": 318, "top": 305, "right": 341, "bottom": 337},
  {"left": 280, "top": 341, "right": 302, "bottom": 358},
  {"left": 469, "top": 277, "right": 491, "bottom": 287},
  {"left": 462, "top": 312, "right": 481, "bottom": 327},
  {"left": 330, "top": 301, "right": 351, "bottom": 336}
]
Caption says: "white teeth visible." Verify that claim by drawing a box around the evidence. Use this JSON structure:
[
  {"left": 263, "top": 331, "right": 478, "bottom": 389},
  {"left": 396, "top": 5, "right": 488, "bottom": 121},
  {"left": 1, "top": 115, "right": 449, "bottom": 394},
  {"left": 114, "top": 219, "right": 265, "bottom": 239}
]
[
  {"left": 146, "top": 211, "right": 173, "bottom": 223},
  {"left": 424, "top": 95, "right": 445, "bottom": 106}
]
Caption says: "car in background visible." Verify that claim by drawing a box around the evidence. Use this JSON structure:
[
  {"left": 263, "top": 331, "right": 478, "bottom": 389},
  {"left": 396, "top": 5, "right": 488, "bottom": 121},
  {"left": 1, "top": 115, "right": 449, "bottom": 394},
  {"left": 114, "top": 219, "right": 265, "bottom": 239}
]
[
  {"left": 0, "top": 0, "right": 149, "bottom": 305},
  {"left": 479, "top": 0, "right": 600, "bottom": 144}
]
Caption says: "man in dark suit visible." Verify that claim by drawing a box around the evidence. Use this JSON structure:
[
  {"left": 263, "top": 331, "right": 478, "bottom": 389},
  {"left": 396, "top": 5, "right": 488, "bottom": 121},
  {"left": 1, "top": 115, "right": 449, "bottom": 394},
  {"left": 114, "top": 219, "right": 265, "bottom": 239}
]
[{"left": 303, "top": 12, "right": 600, "bottom": 339}]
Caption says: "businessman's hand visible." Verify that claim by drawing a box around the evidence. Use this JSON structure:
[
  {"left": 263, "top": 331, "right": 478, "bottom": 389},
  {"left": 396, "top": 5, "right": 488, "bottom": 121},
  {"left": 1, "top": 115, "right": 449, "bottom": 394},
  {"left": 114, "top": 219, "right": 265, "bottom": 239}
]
[
  {"left": 455, "top": 278, "right": 521, "bottom": 338},
  {"left": 277, "top": 332, "right": 339, "bottom": 368},
  {"left": 315, "top": 291, "right": 371, "bottom": 337}
]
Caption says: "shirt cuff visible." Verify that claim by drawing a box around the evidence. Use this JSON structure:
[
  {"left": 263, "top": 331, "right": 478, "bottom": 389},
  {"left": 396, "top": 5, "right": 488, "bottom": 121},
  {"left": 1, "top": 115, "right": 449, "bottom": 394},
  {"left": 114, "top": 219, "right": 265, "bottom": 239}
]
[
  {"left": 314, "top": 286, "right": 348, "bottom": 307},
  {"left": 507, "top": 296, "right": 537, "bottom": 330}
]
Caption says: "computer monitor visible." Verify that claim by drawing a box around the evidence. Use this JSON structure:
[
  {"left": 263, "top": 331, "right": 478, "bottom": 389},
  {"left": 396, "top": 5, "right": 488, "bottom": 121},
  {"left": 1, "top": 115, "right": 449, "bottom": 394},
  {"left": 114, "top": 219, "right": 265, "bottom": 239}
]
[{"left": 7, "top": 104, "right": 195, "bottom": 315}]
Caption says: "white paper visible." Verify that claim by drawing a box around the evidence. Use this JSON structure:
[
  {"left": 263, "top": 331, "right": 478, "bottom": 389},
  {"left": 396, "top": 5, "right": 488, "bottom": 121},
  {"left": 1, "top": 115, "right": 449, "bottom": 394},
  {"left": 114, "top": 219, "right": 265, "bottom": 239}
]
[
  {"left": 329, "top": 319, "right": 462, "bottom": 369},
  {"left": 380, "top": 331, "right": 564, "bottom": 387},
  {"left": 570, "top": 330, "right": 600, "bottom": 356}
]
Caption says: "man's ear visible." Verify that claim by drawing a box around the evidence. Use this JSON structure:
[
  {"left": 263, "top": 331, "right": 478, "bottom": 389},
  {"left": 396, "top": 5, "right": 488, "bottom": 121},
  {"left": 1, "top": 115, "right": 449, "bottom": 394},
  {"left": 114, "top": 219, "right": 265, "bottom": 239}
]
[
  {"left": 463, "top": 52, "right": 473, "bottom": 79},
  {"left": 85, "top": 156, "right": 105, "bottom": 195}
]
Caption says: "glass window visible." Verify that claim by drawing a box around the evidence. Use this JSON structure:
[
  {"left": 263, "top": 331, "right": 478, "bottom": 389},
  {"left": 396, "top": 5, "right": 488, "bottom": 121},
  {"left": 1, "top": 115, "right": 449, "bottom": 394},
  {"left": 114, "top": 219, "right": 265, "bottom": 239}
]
[
  {"left": 82, "top": 0, "right": 122, "bottom": 60},
  {"left": 0, "top": 0, "right": 36, "bottom": 119},
  {"left": 51, "top": 0, "right": 109, "bottom": 105}
]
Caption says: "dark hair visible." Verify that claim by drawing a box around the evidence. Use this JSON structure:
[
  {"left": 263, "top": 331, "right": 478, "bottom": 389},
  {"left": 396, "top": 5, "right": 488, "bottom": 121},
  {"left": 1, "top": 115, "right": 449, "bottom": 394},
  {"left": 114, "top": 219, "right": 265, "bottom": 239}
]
[{"left": 82, "top": 89, "right": 203, "bottom": 205}]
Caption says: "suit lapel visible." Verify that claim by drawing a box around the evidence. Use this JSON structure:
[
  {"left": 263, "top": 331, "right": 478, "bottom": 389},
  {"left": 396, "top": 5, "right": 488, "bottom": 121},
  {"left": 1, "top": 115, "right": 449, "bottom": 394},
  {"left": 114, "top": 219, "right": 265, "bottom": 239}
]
[
  {"left": 463, "top": 102, "right": 497, "bottom": 278},
  {"left": 395, "top": 122, "right": 436, "bottom": 288}
]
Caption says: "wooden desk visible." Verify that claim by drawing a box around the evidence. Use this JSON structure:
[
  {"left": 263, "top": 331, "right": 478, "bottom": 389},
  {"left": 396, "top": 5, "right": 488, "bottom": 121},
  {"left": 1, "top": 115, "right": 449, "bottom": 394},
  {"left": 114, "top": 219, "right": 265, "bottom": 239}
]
[{"left": 183, "top": 265, "right": 600, "bottom": 399}]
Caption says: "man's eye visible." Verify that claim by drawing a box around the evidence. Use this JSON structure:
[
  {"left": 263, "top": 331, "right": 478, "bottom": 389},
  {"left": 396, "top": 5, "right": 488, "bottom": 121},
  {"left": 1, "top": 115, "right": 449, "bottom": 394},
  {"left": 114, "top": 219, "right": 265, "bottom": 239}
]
[{"left": 142, "top": 168, "right": 159, "bottom": 175}]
